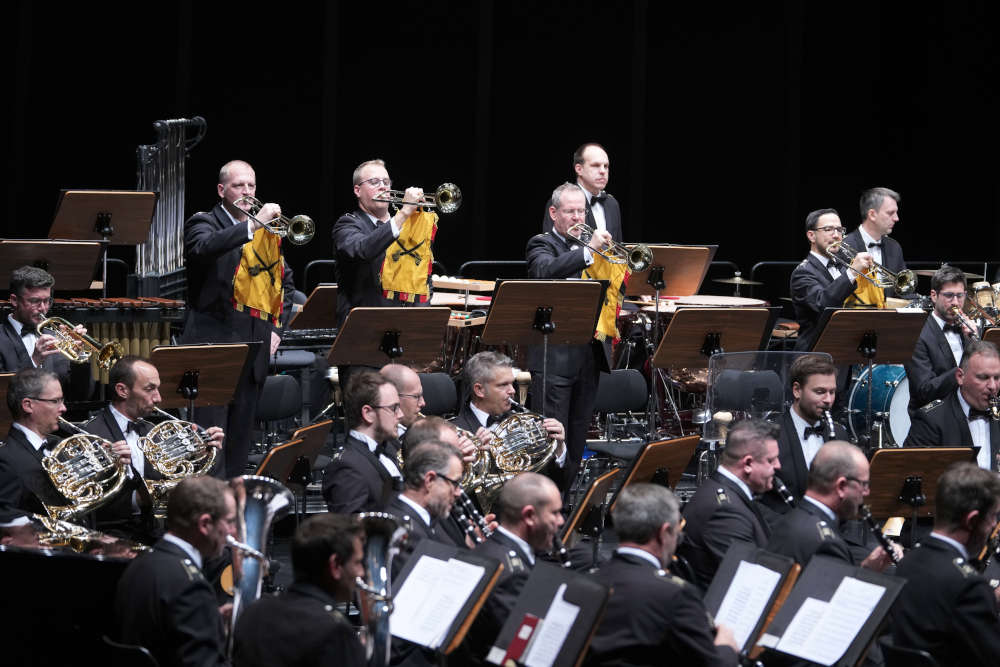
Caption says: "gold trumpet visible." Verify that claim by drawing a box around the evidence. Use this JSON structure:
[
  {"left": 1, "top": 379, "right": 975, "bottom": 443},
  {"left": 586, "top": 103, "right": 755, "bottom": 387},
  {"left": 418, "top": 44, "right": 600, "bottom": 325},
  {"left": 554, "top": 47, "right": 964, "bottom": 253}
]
[
  {"left": 234, "top": 195, "right": 315, "bottom": 245},
  {"left": 567, "top": 222, "right": 653, "bottom": 272},
  {"left": 825, "top": 240, "right": 916, "bottom": 293},
  {"left": 373, "top": 183, "right": 462, "bottom": 214},
  {"left": 949, "top": 305, "right": 982, "bottom": 341},
  {"left": 36, "top": 317, "right": 123, "bottom": 370}
]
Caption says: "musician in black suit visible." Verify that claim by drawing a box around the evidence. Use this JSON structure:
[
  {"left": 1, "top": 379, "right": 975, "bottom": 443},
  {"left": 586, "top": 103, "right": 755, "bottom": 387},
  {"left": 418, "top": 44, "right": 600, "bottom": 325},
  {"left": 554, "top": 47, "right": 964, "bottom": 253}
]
[
  {"left": 904, "top": 340, "right": 1000, "bottom": 471},
  {"left": 114, "top": 476, "right": 235, "bottom": 667},
  {"left": 233, "top": 513, "right": 365, "bottom": 667},
  {"left": 0, "top": 266, "right": 91, "bottom": 398},
  {"left": 844, "top": 186, "right": 907, "bottom": 298},
  {"left": 0, "top": 368, "right": 131, "bottom": 517},
  {"left": 890, "top": 462, "right": 1000, "bottom": 666},
  {"left": 677, "top": 419, "right": 779, "bottom": 590},
  {"left": 527, "top": 184, "right": 613, "bottom": 489},
  {"left": 181, "top": 159, "right": 295, "bottom": 478},
  {"left": 331, "top": 158, "right": 427, "bottom": 329},
  {"left": 541, "top": 143, "right": 623, "bottom": 242},
  {"left": 322, "top": 369, "right": 404, "bottom": 513},
  {"left": 904, "top": 265, "right": 975, "bottom": 414},
  {"left": 84, "top": 356, "right": 224, "bottom": 535},
  {"left": 761, "top": 355, "right": 849, "bottom": 514},
  {"left": 767, "top": 441, "right": 898, "bottom": 569},
  {"left": 790, "top": 208, "right": 875, "bottom": 351}
]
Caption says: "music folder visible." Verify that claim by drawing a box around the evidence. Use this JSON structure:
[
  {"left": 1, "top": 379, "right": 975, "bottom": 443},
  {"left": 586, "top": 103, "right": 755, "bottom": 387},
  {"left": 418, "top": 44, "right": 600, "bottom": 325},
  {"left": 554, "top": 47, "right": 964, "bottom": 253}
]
[
  {"left": 390, "top": 539, "right": 503, "bottom": 655},
  {"left": 485, "top": 561, "right": 610, "bottom": 667},
  {"left": 701, "top": 542, "right": 798, "bottom": 655},
  {"left": 754, "top": 555, "right": 904, "bottom": 667}
]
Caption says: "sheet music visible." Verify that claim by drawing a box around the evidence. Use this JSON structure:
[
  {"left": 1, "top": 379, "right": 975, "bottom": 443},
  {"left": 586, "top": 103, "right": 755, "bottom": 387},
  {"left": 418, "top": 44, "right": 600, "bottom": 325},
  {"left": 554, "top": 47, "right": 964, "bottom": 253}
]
[
  {"left": 714, "top": 560, "right": 782, "bottom": 648},
  {"left": 389, "top": 556, "right": 485, "bottom": 648},
  {"left": 523, "top": 583, "right": 580, "bottom": 667},
  {"left": 775, "top": 576, "right": 885, "bottom": 665}
]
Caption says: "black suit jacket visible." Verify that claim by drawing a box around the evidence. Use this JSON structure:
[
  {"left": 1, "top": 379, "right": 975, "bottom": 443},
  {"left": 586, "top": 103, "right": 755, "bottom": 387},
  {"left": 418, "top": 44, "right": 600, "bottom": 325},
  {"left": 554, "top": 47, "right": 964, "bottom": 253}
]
[
  {"left": 524, "top": 231, "right": 612, "bottom": 373},
  {"left": 0, "top": 425, "right": 69, "bottom": 516},
  {"left": 587, "top": 552, "right": 738, "bottom": 667},
  {"left": 115, "top": 538, "right": 227, "bottom": 667},
  {"left": 332, "top": 208, "right": 408, "bottom": 328},
  {"left": 843, "top": 228, "right": 906, "bottom": 273},
  {"left": 233, "top": 581, "right": 364, "bottom": 667},
  {"left": 541, "top": 191, "right": 623, "bottom": 242},
  {"left": 760, "top": 410, "right": 850, "bottom": 514},
  {"left": 766, "top": 499, "right": 855, "bottom": 566},
  {"left": 321, "top": 434, "right": 395, "bottom": 513},
  {"left": 891, "top": 536, "right": 1000, "bottom": 667},
  {"left": 789, "top": 253, "right": 858, "bottom": 351},
  {"left": 181, "top": 202, "right": 294, "bottom": 384},
  {"left": 904, "top": 314, "right": 963, "bottom": 414},
  {"left": 0, "top": 318, "right": 92, "bottom": 398},
  {"left": 903, "top": 391, "right": 1000, "bottom": 468},
  {"left": 450, "top": 402, "right": 484, "bottom": 435},
  {"left": 676, "top": 470, "right": 771, "bottom": 590},
  {"left": 469, "top": 529, "right": 535, "bottom": 654}
]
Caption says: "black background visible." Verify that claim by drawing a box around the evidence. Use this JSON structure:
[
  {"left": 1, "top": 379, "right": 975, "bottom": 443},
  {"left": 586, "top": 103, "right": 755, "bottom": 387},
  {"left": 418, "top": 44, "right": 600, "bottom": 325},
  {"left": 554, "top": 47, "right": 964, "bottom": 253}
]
[{"left": 4, "top": 1, "right": 997, "bottom": 304}]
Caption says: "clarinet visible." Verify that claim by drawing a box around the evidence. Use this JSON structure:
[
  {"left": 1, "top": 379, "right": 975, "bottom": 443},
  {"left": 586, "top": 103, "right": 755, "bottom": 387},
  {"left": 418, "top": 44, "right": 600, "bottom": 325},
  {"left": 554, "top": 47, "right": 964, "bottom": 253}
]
[
  {"left": 772, "top": 476, "right": 796, "bottom": 508},
  {"left": 552, "top": 535, "right": 573, "bottom": 568},
  {"left": 972, "top": 520, "right": 1000, "bottom": 572},
  {"left": 823, "top": 409, "right": 837, "bottom": 440},
  {"left": 859, "top": 505, "right": 901, "bottom": 564},
  {"left": 450, "top": 501, "right": 481, "bottom": 543},
  {"left": 451, "top": 489, "right": 493, "bottom": 543}
]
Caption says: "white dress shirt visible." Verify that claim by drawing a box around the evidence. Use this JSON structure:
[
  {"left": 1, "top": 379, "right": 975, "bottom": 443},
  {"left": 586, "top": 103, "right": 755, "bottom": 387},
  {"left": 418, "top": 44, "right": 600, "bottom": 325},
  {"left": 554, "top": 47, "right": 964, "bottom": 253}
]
[
  {"left": 584, "top": 190, "right": 607, "bottom": 233},
  {"left": 931, "top": 311, "right": 964, "bottom": 367},
  {"left": 789, "top": 406, "right": 825, "bottom": 470},
  {"left": 8, "top": 315, "right": 38, "bottom": 367},
  {"left": 956, "top": 390, "right": 992, "bottom": 470}
]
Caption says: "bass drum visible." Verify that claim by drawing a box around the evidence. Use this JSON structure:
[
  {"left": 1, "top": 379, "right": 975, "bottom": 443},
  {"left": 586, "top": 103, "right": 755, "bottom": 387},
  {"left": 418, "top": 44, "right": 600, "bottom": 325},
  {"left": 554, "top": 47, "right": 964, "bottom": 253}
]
[{"left": 848, "top": 365, "right": 911, "bottom": 446}]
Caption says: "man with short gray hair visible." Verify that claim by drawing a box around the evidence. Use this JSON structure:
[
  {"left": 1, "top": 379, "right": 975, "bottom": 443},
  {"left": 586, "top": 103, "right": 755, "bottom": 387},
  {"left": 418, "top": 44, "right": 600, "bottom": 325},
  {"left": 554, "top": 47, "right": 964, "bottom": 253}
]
[{"left": 588, "top": 483, "right": 739, "bottom": 666}]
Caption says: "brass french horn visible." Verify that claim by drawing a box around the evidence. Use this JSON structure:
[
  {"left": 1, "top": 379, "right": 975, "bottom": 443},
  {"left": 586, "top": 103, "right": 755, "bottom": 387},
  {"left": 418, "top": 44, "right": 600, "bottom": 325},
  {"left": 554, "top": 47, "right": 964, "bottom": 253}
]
[{"left": 41, "top": 418, "right": 129, "bottom": 521}]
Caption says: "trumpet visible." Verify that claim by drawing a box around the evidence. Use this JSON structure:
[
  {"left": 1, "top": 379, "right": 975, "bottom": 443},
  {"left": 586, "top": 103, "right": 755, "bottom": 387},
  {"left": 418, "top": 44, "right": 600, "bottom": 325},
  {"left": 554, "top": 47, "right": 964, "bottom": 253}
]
[
  {"left": 233, "top": 195, "right": 315, "bottom": 245},
  {"left": 373, "top": 182, "right": 462, "bottom": 214},
  {"left": 949, "top": 305, "right": 982, "bottom": 341},
  {"left": 36, "top": 317, "right": 123, "bottom": 370},
  {"left": 567, "top": 222, "right": 653, "bottom": 272},
  {"left": 825, "top": 240, "right": 916, "bottom": 294}
]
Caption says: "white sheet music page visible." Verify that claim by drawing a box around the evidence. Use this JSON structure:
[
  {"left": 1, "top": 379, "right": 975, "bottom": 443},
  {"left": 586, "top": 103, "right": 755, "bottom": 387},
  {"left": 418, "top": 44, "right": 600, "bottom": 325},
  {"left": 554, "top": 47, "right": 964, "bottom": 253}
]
[
  {"left": 714, "top": 560, "right": 782, "bottom": 649},
  {"left": 523, "top": 583, "right": 580, "bottom": 667},
  {"left": 775, "top": 576, "right": 885, "bottom": 665},
  {"left": 389, "top": 556, "right": 485, "bottom": 649}
]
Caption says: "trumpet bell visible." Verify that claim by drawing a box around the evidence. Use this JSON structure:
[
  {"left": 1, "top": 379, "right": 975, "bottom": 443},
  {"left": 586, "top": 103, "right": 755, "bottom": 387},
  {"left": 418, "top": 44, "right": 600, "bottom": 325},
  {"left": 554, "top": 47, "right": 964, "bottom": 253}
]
[
  {"left": 435, "top": 183, "right": 462, "bottom": 214},
  {"left": 895, "top": 269, "right": 916, "bottom": 294},
  {"left": 286, "top": 214, "right": 315, "bottom": 245},
  {"left": 628, "top": 244, "right": 653, "bottom": 272}
]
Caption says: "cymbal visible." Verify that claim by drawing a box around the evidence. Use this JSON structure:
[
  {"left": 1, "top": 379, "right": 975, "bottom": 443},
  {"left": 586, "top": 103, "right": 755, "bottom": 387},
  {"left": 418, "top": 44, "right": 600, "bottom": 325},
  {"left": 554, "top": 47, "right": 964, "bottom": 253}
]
[
  {"left": 912, "top": 269, "right": 985, "bottom": 280},
  {"left": 713, "top": 276, "right": 764, "bottom": 286}
]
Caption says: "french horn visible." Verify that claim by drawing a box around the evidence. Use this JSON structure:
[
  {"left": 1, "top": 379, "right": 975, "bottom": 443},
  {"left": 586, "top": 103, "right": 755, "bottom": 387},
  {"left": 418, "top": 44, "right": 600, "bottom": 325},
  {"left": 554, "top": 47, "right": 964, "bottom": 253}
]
[
  {"left": 142, "top": 407, "right": 220, "bottom": 516},
  {"left": 41, "top": 418, "right": 129, "bottom": 521}
]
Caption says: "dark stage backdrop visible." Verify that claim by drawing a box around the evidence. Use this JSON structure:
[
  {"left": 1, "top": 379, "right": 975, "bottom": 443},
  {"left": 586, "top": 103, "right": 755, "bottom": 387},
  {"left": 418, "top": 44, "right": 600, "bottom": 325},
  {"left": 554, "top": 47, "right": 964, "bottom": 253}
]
[{"left": 4, "top": 1, "right": 998, "bottom": 306}]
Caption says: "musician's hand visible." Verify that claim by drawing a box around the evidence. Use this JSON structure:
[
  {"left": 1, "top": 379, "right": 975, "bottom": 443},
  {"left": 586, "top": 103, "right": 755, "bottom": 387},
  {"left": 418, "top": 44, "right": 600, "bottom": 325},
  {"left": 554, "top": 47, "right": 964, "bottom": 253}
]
[
  {"left": 713, "top": 623, "right": 739, "bottom": 652},
  {"left": 475, "top": 427, "right": 494, "bottom": 447},
  {"left": 398, "top": 187, "right": 423, "bottom": 219},
  {"left": 218, "top": 602, "right": 234, "bottom": 628},
  {"left": 32, "top": 333, "right": 61, "bottom": 364},
  {"left": 456, "top": 431, "right": 479, "bottom": 463},
  {"left": 270, "top": 330, "right": 281, "bottom": 356},
  {"left": 483, "top": 512, "right": 499, "bottom": 534},
  {"left": 109, "top": 439, "right": 132, "bottom": 466},
  {"left": 542, "top": 418, "right": 565, "bottom": 442},
  {"left": 203, "top": 426, "right": 225, "bottom": 449},
  {"left": 587, "top": 229, "right": 613, "bottom": 252},
  {"left": 860, "top": 545, "right": 896, "bottom": 572},
  {"left": 850, "top": 251, "right": 874, "bottom": 275},
  {"left": 252, "top": 203, "right": 281, "bottom": 231}
]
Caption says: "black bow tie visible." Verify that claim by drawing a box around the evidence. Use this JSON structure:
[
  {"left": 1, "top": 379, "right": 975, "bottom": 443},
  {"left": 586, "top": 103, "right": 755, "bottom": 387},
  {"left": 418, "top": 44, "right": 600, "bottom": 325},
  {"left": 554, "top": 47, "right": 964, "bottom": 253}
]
[
  {"left": 486, "top": 414, "right": 501, "bottom": 427},
  {"left": 125, "top": 420, "right": 140, "bottom": 434},
  {"left": 969, "top": 409, "right": 989, "bottom": 422},
  {"left": 867, "top": 241, "right": 883, "bottom": 249},
  {"left": 826, "top": 260, "right": 838, "bottom": 270},
  {"left": 589, "top": 193, "right": 607, "bottom": 207},
  {"left": 803, "top": 424, "right": 826, "bottom": 440},
  {"left": 944, "top": 322, "right": 964, "bottom": 335},
  {"left": 19, "top": 326, "right": 34, "bottom": 338}
]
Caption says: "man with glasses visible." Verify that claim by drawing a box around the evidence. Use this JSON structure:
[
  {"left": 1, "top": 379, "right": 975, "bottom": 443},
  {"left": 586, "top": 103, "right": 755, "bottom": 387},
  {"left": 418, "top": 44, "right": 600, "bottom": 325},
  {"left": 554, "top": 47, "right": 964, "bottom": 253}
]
[
  {"left": 790, "top": 208, "right": 875, "bottom": 351},
  {"left": 905, "top": 340, "right": 1000, "bottom": 472},
  {"left": 1, "top": 266, "right": 92, "bottom": 397},
  {"left": 767, "top": 441, "right": 899, "bottom": 569},
  {"left": 890, "top": 461, "right": 1000, "bottom": 665},
  {"left": 0, "top": 367, "right": 131, "bottom": 517},
  {"left": 322, "top": 369, "right": 404, "bottom": 512},
  {"left": 905, "top": 265, "right": 976, "bottom": 415},
  {"left": 332, "top": 158, "right": 426, "bottom": 329}
]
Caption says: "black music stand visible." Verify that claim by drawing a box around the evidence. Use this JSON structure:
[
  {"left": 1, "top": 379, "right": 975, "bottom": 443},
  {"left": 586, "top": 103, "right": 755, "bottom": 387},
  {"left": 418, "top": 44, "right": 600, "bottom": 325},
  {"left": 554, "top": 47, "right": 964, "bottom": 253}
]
[
  {"left": 149, "top": 344, "right": 251, "bottom": 415},
  {"left": 810, "top": 310, "right": 927, "bottom": 452},
  {"left": 560, "top": 468, "right": 620, "bottom": 563},
  {"left": 866, "top": 446, "right": 975, "bottom": 547},
  {"left": 48, "top": 190, "right": 158, "bottom": 297},
  {"left": 287, "top": 284, "right": 338, "bottom": 331},
  {"left": 651, "top": 308, "right": 771, "bottom": 436},
  {"left": 480, "top": 280, "right": 604, "bottom": 403},
  {"left": 983, "top": 328, "right": 1000, "bottom": 346},
  {"left": 0, "top": 240, "right": 103, "bottom": 292},
  {"left": 326, "top": 307, "right": 451, "bottom": 368},
  {"left": 0, "top": 372, "right": 13, "bottom": 436},
  {"left": 485, "top": 561, "right": 610, "bottom": 667},
  {"left": 609, "top": 434, "right": 701, "bottom": 512}
]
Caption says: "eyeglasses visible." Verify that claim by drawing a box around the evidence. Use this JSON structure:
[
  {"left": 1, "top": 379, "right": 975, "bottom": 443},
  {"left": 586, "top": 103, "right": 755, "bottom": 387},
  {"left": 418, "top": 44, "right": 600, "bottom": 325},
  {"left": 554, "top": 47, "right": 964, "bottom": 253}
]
[
  {"left": 398, "top": 392, "right": 423, "bottom": 401},
  {"left": 359, "top": 177, "right": 392, "bottom": 188},
  {"left": 28, "top": 396, "right": 65, "bottom": 405},
  {"left": 17, "top": 296, "right": 53, "bottom": 307},
  {"left": 938, "top": 291, "right": 967, "bottom": 300},
  {"left": 813, "top": 225, "right": 847, "bottom": 235},
  {"left": 845, "top": 476, "right": 871, "bottom": 490},
  {"left": 560, "top": 208, "right": 587, "bottom": 217},
  {"left": 373, "top": 403, "right": 402, "bottom": 415},
  {"left": 435, "top": 471, "right": 462, "bottom": 490}
]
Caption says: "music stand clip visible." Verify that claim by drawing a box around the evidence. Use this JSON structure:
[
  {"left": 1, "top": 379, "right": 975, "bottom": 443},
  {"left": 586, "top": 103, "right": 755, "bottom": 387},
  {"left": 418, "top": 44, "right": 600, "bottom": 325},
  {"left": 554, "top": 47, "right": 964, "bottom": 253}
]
[
  {"left": 532, "top": 306, "right": 555, "bottom": 334},
  {"left": 857, "top": 330, "right": 878, "bottom": 358},
  {"left": 177, "top": 370, "right": 200, "bottom": 401},
  {"left": 645, "top": 265, "right": 665, "bottom": 291},
  {"left": 379, "top": 330, "right": 404, "bottom": 360},
  {"left": 700, "top": 332, "right": 723, "bottom": 358}
]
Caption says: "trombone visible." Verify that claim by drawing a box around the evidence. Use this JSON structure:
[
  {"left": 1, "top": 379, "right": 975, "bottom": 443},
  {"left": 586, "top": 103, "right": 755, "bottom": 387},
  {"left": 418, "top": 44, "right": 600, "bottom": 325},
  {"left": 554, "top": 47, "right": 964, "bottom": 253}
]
[
  {"left": 567, "top": 222, "right": 653, "bottom": 272},
  {"left": 825, "top": 239, "right": 916, "bottom": 294},
  {"left": 233, "top": 195, "right": 315, "bottom": 245},
  {"left": 36, "top": 317, "right": 123, "bottom": 370},
  {"left": 373, "top": 183, "right": 462, "bottom": 214}
]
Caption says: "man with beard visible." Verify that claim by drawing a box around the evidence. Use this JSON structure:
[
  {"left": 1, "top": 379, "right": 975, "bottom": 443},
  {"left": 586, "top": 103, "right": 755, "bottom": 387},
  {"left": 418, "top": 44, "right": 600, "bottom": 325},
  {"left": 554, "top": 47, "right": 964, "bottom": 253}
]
[{"left": 890, "top": 462, "right": 1000, "bottom": 665}]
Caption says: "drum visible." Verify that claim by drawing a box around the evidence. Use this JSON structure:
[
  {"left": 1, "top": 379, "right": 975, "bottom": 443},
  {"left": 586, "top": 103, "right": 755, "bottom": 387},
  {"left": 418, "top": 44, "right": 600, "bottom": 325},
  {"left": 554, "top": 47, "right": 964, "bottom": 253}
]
[
  {"left": 972, "top": 281, "right": 995, "bottom": 311},
  {"left": 848, "top": 365, "right": 911, "bottom": 446}
]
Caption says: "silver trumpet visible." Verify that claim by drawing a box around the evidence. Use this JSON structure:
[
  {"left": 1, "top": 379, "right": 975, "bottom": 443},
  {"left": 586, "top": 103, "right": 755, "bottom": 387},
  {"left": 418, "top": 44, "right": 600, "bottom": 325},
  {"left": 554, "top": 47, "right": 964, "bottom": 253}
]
[
  {"left": 373, "top": 183, "right": 462, "bottom": 214},
  {"left": 234, "top": 195, "right": 315, "bottom": 244},
  {"left": 567, "top": 222, "right": 653, "bottom": 272}
]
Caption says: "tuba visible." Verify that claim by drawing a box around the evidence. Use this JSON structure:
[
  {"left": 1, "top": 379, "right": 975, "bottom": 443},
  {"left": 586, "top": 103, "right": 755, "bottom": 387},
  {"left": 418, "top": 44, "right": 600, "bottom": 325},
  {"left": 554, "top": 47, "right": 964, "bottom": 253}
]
[
  {"left": 141, "top": 407, "right": 219, "bottom": 516},
  {"left": 355, "top": 512, "right": 409, "bottom": 667},
  {"left": 41, "top": 418, "right": 129, "bottom": 521}
]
